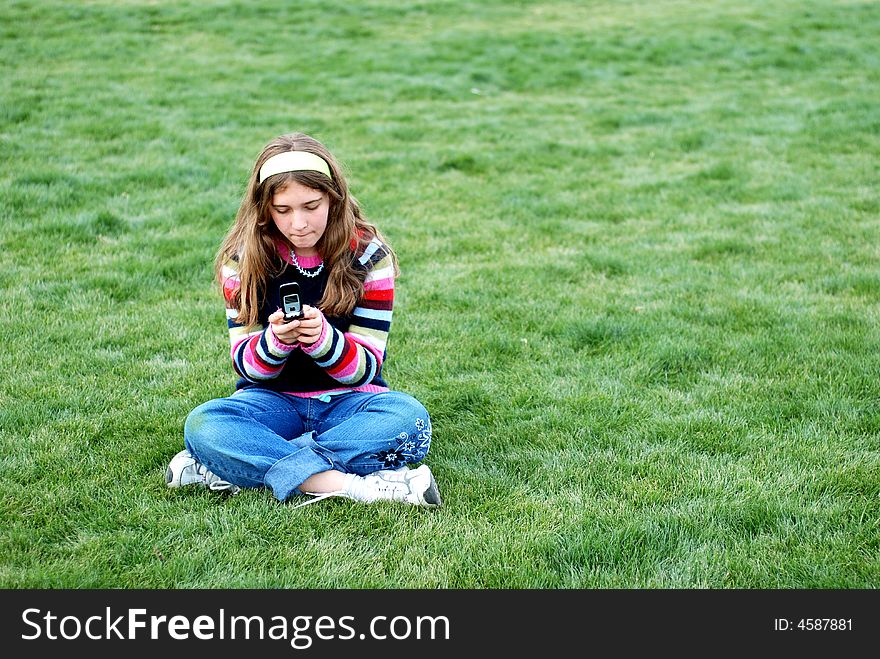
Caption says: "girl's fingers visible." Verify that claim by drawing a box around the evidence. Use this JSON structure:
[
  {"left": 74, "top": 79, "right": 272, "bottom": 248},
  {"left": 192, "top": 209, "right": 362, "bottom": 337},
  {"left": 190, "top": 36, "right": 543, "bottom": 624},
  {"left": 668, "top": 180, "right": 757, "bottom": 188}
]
[{"left": 302, "top": 331, "right": 320, "bottom": 341}]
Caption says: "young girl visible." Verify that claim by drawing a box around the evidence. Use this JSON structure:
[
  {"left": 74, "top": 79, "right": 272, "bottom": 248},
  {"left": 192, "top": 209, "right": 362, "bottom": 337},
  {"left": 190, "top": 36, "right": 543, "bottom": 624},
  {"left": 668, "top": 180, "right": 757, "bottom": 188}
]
[{"left": 165, "top": 133, "right": 441, "bottom": 508}]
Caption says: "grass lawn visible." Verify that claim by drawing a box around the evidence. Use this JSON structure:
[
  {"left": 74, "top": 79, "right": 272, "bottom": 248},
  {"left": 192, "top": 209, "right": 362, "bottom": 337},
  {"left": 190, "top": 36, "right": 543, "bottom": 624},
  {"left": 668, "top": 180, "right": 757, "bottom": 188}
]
[{"left": 1, "top": 0, "right": 878, "bottom": 588}]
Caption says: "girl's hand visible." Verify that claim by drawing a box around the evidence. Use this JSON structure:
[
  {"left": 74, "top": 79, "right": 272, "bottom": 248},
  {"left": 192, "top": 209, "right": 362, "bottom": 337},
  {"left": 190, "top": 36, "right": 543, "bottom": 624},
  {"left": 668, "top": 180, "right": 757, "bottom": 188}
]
[
  {"left": 267, "top": 308, "right": 299, "bottom": 345},
  {"left": 290, "top": 305, "right": 323, "bottom": 346},
  {"left": 268, "top": 305, "right": 323, "bottom": 346}
]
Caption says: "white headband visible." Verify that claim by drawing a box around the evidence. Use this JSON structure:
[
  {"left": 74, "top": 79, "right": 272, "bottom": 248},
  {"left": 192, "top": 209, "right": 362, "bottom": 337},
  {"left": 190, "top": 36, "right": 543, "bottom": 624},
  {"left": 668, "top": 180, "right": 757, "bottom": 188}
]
[{"left": 258, "top": 151, "right": 333, "bottom": 184}]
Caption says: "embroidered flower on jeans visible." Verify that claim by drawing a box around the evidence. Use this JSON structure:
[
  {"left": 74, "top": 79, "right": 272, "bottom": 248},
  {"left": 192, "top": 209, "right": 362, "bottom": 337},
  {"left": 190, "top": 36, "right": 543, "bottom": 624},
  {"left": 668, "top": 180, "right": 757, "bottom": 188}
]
[
  {"left": 370, "top": 418, "right": 432, "bottom": 467},
  {"left": 373, "top": 448, "right": 406, "bottom": 468},
  {"left": 415, "top": 417, "right": 432, "bottom": 455}
]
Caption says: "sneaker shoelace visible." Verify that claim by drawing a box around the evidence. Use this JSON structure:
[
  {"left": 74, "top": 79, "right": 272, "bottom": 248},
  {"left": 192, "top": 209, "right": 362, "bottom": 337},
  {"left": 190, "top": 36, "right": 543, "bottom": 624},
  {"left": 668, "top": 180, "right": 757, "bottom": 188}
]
[
  {"left": 290, "top": 471, "right": 408, "bottom": 509},
  {"left": 291, "top": 491, "right": 345, "bottom": 509}
]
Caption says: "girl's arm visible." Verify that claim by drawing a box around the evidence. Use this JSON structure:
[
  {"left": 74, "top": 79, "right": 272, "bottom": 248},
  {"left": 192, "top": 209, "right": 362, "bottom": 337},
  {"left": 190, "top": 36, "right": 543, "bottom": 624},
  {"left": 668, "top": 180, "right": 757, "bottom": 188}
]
[
  {"left": 301, "top": 238, "right": 394, "bottom": 387},
  {"left": 221, "top": 256, "right": 296, "bottom": 383}
]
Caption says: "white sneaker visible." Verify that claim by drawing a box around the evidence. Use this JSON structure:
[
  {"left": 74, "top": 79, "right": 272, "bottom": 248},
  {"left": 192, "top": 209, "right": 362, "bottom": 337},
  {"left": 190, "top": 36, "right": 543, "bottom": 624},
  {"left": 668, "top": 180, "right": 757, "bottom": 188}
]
[
  {"left": 294, "top": 465, "right": 442, "bottom": 508},
  {"left": 165, "top": 449, "right": 240, "bottom": 495}
]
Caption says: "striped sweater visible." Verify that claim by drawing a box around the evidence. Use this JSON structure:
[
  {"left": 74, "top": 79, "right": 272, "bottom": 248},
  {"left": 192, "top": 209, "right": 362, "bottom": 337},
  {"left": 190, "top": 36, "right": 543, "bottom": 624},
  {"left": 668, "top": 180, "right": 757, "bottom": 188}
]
[{"left": 220, "top": 236, "right": 394, "bottom": 395}]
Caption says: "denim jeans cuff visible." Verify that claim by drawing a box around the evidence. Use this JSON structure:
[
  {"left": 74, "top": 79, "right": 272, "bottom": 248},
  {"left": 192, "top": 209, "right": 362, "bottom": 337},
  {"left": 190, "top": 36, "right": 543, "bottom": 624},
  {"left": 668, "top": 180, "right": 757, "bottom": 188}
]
[{"left": 264, "top": 448, "right": 334, "bottom": 501}]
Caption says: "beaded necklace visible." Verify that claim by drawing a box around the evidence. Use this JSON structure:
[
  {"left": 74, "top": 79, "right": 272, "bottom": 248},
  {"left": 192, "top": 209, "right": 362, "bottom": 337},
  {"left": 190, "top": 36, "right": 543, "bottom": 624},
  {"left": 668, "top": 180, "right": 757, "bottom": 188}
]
[{"left": 290, "top": 251, "right": 324, "bottom": 278}]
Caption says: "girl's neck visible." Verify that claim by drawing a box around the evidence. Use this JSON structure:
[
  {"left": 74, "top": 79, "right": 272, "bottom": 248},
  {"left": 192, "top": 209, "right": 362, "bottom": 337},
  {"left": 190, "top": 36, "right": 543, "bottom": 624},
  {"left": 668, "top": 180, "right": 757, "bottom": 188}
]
[{"left": 275, "top": 239, "right": 322, "bottom": 266}]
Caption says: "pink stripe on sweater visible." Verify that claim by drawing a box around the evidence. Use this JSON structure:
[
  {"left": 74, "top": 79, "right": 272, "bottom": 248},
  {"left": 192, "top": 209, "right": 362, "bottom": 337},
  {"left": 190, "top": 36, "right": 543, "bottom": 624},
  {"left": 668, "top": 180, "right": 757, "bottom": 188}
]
[
  {"left": 230, "top": 335, "right": 248, "bottom": 359},
  {"left": 275, "top": 240, "right": 324, "bottom": 268},
  {"left": 363, "top": 276, "right": 394, "bottom": 291},
  {"left": 294, "top": 253, "right": 323, "bottom": 268},
  {"left": 330, "top": 356, "right": 362, "bottom": 381},
  {"left": 348, "top": 333, "right": 384, "bottom": 365},
  {"left": 243, "top": 340, "right": 277, "bottom": 377},
  {"left": 285, "top": 384, "right": 389, "bottom": 398}
]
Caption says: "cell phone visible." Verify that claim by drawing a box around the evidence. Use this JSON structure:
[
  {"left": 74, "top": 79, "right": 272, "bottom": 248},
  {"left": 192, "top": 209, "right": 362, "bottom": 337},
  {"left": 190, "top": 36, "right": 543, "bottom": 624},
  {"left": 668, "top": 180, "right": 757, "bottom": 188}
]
[{"left": 279, "top": 281, "right": 304, "bottom": 321}]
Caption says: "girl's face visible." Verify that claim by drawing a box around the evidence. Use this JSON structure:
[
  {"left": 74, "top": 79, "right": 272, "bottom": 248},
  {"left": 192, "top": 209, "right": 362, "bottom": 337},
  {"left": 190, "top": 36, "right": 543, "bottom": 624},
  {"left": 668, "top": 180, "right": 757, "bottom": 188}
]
[{"left": 268, "top": 181, "right": 330, "bottom": 257}]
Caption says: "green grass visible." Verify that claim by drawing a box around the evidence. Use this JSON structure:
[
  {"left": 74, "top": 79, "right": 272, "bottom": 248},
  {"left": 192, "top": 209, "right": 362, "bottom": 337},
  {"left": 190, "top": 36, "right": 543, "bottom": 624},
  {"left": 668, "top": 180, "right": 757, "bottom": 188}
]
[{"left": 1, "top": 0, "right": 878, "bottom": 588}]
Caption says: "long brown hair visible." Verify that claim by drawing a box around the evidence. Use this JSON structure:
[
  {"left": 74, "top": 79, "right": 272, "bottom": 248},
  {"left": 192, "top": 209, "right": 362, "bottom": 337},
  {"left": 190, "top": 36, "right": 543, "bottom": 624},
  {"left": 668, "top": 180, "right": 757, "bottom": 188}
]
[{"left": 215, "top": 133, "right": 398, "bottom": 328}]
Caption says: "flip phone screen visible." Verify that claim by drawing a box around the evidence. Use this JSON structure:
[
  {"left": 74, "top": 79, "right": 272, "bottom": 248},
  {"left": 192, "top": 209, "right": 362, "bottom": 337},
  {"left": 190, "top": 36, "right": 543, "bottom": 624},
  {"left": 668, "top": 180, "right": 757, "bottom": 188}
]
[{"left": 279, "top": 282, "right": 303, "bottom": 321}]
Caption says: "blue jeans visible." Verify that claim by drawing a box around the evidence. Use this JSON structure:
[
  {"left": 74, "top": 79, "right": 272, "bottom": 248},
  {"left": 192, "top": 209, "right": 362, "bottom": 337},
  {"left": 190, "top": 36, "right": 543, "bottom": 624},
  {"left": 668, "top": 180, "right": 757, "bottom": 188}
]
[{"left": 183, "top": 388, "right": 432, "bottom": 502}]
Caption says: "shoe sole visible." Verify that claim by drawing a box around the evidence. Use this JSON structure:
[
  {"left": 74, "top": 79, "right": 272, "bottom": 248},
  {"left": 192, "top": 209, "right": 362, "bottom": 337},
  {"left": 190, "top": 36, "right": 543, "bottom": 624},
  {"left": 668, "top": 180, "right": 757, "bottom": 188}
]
[
  {"left": 165, "top": 450, "right": 193, "bottom": 488},
  {"left": 418, "top": 467, "right": 442, "bottom": 507}
]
